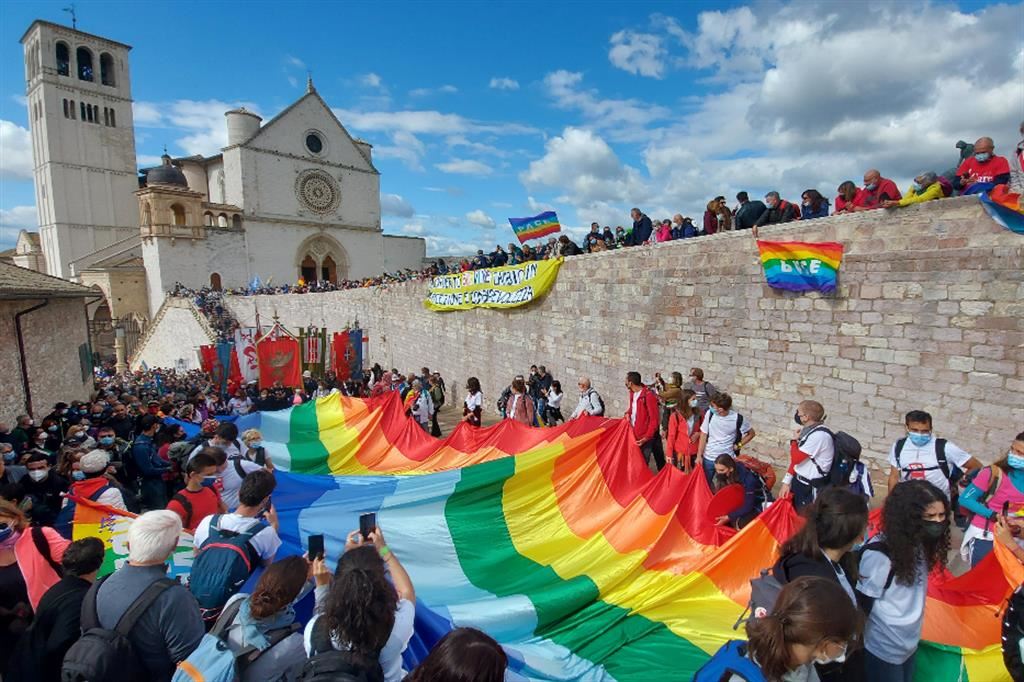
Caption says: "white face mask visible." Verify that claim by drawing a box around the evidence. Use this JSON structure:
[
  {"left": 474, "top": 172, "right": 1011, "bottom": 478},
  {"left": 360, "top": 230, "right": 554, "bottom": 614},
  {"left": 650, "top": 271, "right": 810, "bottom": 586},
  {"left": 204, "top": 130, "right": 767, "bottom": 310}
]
[
  {"left": 28, "top": 469, "right": 48, "bottom": 482},
  {"left": 815, "top": 643, "right": 848, "bottom": 665}
]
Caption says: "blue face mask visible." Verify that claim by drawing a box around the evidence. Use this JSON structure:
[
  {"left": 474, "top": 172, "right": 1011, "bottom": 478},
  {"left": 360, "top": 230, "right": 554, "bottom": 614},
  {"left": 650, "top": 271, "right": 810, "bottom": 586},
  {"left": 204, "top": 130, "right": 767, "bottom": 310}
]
[
  {"left": 1008, "top": 453, "right": 1024, "bottom": 470},
  {"left": 201, "top": 476, "right": 219, "bottom": 489},
  {"left": 72, "top": 470, "right": 86, "bottom": 481},
  {"left": 865, "top": 182, "right": 878, "bottom": 191},
  {"left": 99, "top": 436, "right": 115, "bottom": 446},
  {"left": 2, "top": 452, "right": 14, "bottom": 464},
  {"left": 975, "top": 152, "right": 992, "bottom": 163},
  {"left": 250, "top": 441, "right": 263, "bottom": 449},
  {"left": 908, "top": 432, "right": 932, "bottom": 447}
]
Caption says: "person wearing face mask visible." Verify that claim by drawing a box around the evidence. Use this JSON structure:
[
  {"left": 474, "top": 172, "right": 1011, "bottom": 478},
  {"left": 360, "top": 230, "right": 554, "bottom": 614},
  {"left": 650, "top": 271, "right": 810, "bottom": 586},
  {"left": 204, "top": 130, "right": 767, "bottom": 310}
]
[
  {"left": 887, "top": 410, "right": 980, "bottom": 502},
  {"left": 857, "top": 169, "right": 902, "bottom": 210},
  {"left": 881, "top": 171, "right": 945, "bottom": 208},
  {"left": 166, "top": 450, "right": 226, "bottom": 532},
  {"left": 857, "top": 480, "right": 951, "bottom": 681},
  {"left": 755, "top": 191, "right": 799, "bottom": 226},
  {"left": 20, "top": 452, "right": 69, "bottom": 527},
  {"left": 955, "top": 136, "right": 1011, "bottom": 195},
  {"left": 0, "top": 500, "right": 34, "bottom": 671},
  {"left": 734, "top": 191, "right": 767, "bottom": 230},
  {"left": 241, "top": 428, "right": 270, "bottom": 467},
  {"left": 956, "top": 432, "right": 1024, "bottom": 567},
  {"left": 779, "top": 401, "right": 835, "bottom": 510},
  {"left": 711, "top": 454, "right": 766, "bottom": 529},
  {"left": 666, "top": 389, "right": 703, "bottom": 473},
  {"left": 695, "top": 576, "right": 861, "bottom": 682},
  {"left": 697, "top": 392, "right": 755, "bottom": 486},
  {"left": 684, "top": 367, "right": 718, "bottom": 414},
  {"left": 106, "top": 402, "right": 135, "bottom": 441},
  {"left": 624, "top": 372, "right": 664, "bottom": 473},
  {"left": 10, "top": 415, "right": 35, "bottom": 454},
  {"left": 0, "top": 496, "right": 69, "bottom": 612},
  {"left": 60, "top": 449, "right": 127, "bottom": 520},
  {"left": 0, "top": 445, "right": 25, "bottom": 486}
]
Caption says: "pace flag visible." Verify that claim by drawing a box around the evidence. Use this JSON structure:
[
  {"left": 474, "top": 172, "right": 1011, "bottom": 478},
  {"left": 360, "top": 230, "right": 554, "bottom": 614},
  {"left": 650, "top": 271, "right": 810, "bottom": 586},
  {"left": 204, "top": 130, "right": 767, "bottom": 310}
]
[
  {"left": 508, "top": 210, "right": 561, "bottom": 243},
  {"left": 980, "top": 185, "right": 1024, "bottom": 234},
  {"left": 756, "top": 240, "right": 843, "bottom": 293}
]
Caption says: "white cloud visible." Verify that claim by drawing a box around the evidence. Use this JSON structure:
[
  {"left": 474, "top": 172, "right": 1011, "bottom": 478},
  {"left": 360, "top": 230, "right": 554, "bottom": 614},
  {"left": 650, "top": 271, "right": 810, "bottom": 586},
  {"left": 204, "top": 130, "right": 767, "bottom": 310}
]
[
  {"left": 542, "top": 70, "right": 669, "bottom": 141},
  {"left": 132, "top": 99, "right": 260, "bottom": 156},
  {"left": 361, "top": 72, "right": 384, "bottom": 89},
  {"left": 445, "top": 135, "right": 506, "bottom": 157},
  {"left": 425, "top": 234, "right": 483, "bottom": 257},
  {"left": 489, "top": 77, "right": 520, "bottom": 90},
  {"left": 436, "top": 159, "right": 493, "bottom": 175},
  {"left": 334, "top": 108, "right": 534, "bottom": 137},
  {"left": 608, "top": 30, "right": 667, "bottom": 78},
  {"left": 0, "top": 205, "right": 37, "bottom": 249},
  {"left": 285, "top": 55, "right": 305, "bottom": 69},
  {"left": 466, "top": 209, "right": 496, "bottom": 229},
  {"left": 410, "top": 85, "right": 458, "bottom": 97},
  {"left": 381, "top": 193, "right": 415, "bottom": 217},
  {"left": 400, "top": 222, "right": 426, "bottom": 235},
  {"left": 0, "top": 120, "right": 33, "bottom": 180},
  {"left": 374, "top": 130, "right": 427, "bottom": 171},
  {"left": 136, "top": 154, "right": 165, "bottom": 168},
  {"left": 10, "top": 95, "right": 28, "bottom": 107}
]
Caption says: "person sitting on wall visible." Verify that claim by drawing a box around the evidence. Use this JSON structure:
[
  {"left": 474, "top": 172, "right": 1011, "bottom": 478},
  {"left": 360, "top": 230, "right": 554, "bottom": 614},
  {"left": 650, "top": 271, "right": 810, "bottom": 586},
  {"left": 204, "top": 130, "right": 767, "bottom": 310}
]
[
  {"left": 882, "top": 172, "right": 945, "bottom": 208},
  {"left": 955, "top": 136, "right": 1011, "bottom": 195}
]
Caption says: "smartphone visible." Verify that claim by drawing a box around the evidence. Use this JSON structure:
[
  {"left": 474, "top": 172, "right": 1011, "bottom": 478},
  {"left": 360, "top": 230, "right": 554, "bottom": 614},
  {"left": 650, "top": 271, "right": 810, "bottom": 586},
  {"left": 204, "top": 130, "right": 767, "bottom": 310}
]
[
  {"left": 1003, "top": 501, "right": 1011, "bottom": 517},
  {"left": 359, "top": 512, "right": 376, "bottom": 540},
  {"left": 307, "top": 533, "right": 325, "bottom": 561}
]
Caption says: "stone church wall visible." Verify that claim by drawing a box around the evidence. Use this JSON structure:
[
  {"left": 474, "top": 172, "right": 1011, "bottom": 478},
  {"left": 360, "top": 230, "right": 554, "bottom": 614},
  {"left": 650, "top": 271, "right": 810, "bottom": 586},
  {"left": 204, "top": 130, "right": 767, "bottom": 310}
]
[{"left": 138, "top": 197, "right": 1022, "bottom": 474}]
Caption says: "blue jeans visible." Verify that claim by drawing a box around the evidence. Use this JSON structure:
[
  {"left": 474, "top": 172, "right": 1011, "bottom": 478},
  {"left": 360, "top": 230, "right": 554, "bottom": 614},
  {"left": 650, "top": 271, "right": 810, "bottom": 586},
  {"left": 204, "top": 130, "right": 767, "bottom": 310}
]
[
  {"left": 970, "top": 539, "right": 994, "bottom": 567},
  {"left": 864, "top": 649, "right": 915, "bottom": 682},
  {"left": 702, "top": 458, "right": 716, "bottom": 487}
]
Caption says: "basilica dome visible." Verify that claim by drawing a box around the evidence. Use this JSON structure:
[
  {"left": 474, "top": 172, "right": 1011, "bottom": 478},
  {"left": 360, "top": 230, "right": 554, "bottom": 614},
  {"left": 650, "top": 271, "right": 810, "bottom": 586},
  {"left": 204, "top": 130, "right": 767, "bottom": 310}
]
[{"left": 146, "top": 154, "right": 188, "bottom": 187}]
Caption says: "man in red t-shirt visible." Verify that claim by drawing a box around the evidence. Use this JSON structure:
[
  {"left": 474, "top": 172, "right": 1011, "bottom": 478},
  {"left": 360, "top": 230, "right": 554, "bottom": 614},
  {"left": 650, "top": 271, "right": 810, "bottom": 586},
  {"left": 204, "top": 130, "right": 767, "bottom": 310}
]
[
  {"left": 166, "top": 450, "right": 225, "bottom": 531},
  {"left": 856, "top": 169, "right": 902, "bottom": 209},
  {"left": 955, "top": 136, "right": 1011, "bottom": 195}
]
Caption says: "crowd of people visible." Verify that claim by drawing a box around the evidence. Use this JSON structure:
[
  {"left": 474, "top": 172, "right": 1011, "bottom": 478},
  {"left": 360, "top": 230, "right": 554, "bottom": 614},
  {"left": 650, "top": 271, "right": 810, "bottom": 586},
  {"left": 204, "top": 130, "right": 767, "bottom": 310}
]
[{"left": 3, "top": 306, "right": 1024, "bottom": 677}]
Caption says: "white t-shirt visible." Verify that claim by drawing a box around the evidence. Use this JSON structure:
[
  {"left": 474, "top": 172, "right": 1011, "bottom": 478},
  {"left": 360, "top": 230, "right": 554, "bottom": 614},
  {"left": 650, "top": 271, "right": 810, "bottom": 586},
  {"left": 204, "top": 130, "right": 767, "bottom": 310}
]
[
  {"left": 547, "top": 392, "right": 563, "bottom": 409},
  {"left": 888, "top": 437, "right": 971, "bottom": 498},
  {"left": 858, "top": 538, "right": 927, "bottom": 664},
  {"left": 464, "top": 391, "right": 482, "bottom": 412},
  {"left": 304, "top": 597, "right": 415, "bottom": 682},
  {"left": 629, "top": 390, "right": 641, "bottom": 425},
  {"left": 189, "top": 439, "right": 242, "bottom": 463},
  {"left": 193, "top": 512, "right": 281, "bottom": 563},
  {"left": 700, "top": 410, "right": 751, "bottom": 461},
  {"left": 790, "top": 427, "right": 835, "bottom": 482},
  {"left": 219, "top": 457, "right": 264, "bottom": 510}
]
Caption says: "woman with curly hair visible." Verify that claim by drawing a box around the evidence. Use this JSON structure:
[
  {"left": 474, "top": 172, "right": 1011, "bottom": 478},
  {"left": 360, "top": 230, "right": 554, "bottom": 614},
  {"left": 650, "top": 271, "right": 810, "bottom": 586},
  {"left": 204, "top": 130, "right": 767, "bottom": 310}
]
[
  {"left": 857, "top": 480, "right": 950, "bottom": 681},
  {"left": 405, "top": 627, "right": 507, "bottom": 682},
  {"left": 695, "top": 576, "right": 861, "bottom": 681},
  {"left": 304, "top": 527, "right": 416, "bottom": 682}
]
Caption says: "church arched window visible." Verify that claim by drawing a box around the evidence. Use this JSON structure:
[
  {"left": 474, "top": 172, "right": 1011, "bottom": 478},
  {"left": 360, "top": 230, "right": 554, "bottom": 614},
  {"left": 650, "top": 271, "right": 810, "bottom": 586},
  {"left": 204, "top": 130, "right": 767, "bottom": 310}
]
[
  {"left": 76, "top": 47, "right": 94, "bottom": 81},
  {"left": 100, "top": 53, "right": 115, "bottom": 86},
  {"left": 170, "top": 204, "right": 186, "bottom": 226},
  {"left": 217, "top": 213, "right": 228, "bottom": 228},
  {"left": 56, "top": 42, "right": 69, "bottom": 76}
]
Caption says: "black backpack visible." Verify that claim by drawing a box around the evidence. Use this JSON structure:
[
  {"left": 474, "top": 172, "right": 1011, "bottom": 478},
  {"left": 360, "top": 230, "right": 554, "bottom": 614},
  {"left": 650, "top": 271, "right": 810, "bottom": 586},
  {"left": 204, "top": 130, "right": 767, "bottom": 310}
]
[
  {"left": 800, "top": 426, "right": 863, "bottom": 488},
  {"left": 297, "top": 617, "right": 384, "bottom": 682},
  {"left": 893, "top": 437, "right": 950, "bottom": 479},
  {"left": 708, "top": 412, "right": 745, "bottom": 448},
  {"left": 61, "top": 575, "right": 176, "bottom": 681}
]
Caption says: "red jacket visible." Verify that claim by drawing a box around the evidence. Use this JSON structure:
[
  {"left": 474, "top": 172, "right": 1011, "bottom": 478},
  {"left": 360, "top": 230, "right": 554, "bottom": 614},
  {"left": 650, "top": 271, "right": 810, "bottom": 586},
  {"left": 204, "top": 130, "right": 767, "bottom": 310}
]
[
  {"left": 625, "top": 387, "right": 659, "bottom": 443},
  {"left": 667, "top": 409, "right": 703, "bottom": 457}
]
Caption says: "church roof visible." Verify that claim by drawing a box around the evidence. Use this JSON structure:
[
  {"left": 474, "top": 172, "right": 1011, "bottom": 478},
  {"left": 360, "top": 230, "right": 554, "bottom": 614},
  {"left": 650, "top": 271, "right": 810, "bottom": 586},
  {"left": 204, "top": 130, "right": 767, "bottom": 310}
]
[
  {"left": 20, "top": 20, "right": 132, "bottom": 49},
  {"left": 0, "top": 261, "right": 96, "bottom": 299},
  {"left": 145, "top": 154, "right": 189, "bottom": 187}
]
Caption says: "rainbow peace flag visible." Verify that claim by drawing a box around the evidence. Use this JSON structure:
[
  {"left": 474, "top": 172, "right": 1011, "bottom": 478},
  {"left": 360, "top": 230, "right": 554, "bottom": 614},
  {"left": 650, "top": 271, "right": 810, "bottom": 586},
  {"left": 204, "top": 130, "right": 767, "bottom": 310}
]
[
  {"left": 509, "top": 211, "right": 561, "bottom": 243},
  {"left": 756, "top": 240, "right": 843, "bottom": 293},
  {"left": 980, "top": 185, "right": 1024, "bottom": 234},
  {"left": 74, "top": 394, "right": 1015, "bottom": 679}
]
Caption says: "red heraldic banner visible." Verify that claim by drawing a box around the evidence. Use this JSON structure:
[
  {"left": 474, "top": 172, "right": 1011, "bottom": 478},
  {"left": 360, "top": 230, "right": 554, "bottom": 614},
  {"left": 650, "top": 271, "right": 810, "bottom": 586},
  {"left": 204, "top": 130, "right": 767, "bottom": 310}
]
[{"left": 257, "top": 336, "right": 301, "bottom": 389}]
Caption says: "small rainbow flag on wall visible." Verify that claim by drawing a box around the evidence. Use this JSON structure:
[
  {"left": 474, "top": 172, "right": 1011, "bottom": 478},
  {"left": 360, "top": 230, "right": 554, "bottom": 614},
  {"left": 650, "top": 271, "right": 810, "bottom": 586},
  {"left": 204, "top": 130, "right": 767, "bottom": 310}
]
[
  {"left": 509, "top": 210, "right": 561, "bottom": 243},
  {"left": 756, "top": 240, "right": 844, "bottom": 293}
]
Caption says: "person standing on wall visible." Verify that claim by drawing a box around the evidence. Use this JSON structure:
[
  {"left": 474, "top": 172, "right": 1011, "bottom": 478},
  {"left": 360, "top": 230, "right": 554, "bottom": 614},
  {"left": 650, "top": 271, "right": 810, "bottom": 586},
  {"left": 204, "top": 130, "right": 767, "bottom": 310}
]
[{"left": 624, "top": 372, "right": 663, "bottom": 473}]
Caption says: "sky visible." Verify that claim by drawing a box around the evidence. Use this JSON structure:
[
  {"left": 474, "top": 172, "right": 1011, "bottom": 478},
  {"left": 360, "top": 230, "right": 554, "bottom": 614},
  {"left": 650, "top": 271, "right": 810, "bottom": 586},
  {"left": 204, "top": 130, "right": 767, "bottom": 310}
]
[{"left": 0, "top": 0, "right": 1022, "bottom": 256}]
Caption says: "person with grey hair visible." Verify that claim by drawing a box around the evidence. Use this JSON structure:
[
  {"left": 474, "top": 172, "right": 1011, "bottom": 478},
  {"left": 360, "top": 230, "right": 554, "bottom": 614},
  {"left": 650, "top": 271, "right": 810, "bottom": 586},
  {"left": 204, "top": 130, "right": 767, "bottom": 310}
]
[
  {"left": 754, "top": 191, "right": 799, "bottom": 226},
  {"left": 883, "top": 171, "right": 945, "bottom": 208},
  {"left": 1013, "top": 120, "right": 1024, "bottom": 191},
  {"left": 570, "top": 377, "right": 605, "bottom": 419},
  {"left": 408, "top": 379, "right": 434, "bottom": 430},
  {"left": 84, "top": 510, "right": 203, "bottom": 679}
]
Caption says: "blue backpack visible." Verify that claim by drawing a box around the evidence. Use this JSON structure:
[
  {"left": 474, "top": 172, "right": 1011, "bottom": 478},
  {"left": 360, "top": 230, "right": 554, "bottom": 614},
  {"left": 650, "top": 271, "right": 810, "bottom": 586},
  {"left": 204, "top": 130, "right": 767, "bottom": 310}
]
[
  {"left": 54, "top": 483, "right": 113, "bottom": 539},
  {"left": 693, "top": 640, "right": 766, "bottom": 682},
  {"left": 172, "top": 597, "right": 300, "bottom": 682},
  {"left": 188, "top": 515, "right": 264, "bottom": 625}
]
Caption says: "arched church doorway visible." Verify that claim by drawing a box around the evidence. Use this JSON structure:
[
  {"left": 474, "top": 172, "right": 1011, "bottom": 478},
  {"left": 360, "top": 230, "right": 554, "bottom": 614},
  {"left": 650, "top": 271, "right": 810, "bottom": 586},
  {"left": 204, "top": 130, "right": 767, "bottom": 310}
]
[
  {"left": 89, "top": 300, "right": 115, "bottom": 363},
  {"left": 295, "top": 235, "right": 347, "bottom": 284},
  {"left": 210, "top": 273, "right": 222, "bottom": 291}
]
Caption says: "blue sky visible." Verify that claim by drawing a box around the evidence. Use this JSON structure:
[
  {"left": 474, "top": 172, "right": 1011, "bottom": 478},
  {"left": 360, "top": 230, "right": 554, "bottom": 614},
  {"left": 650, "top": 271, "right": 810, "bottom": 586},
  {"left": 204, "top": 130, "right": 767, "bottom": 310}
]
[{"left": 1, "top": 0, "right": 1022, "bottom": 255}]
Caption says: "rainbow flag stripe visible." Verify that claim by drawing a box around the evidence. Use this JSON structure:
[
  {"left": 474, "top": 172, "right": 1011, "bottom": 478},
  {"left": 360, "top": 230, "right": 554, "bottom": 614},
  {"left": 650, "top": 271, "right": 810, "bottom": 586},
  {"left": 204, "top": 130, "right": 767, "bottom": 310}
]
[
  {"left": 756, "top": 240, "right": 844, "bottom": 293},
  {"left": 86, "top": 394, "right": 1014, "bottom": 680},
  {"left": 509, "top": 211, "right": 561, "bottom": 243}
]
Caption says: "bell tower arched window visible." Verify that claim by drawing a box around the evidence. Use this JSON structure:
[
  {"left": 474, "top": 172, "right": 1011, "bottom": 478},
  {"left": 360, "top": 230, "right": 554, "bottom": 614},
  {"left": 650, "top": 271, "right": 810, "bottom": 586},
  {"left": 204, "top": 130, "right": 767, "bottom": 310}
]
[
  {"left": 76, "top": 47, "right": 93, "bottom": 81},
  {"left": 56, "top": 42, "right": 69, "bottom": 76},
  {"left": 100, "top": 53, "right": 115, "bottom": 86}
]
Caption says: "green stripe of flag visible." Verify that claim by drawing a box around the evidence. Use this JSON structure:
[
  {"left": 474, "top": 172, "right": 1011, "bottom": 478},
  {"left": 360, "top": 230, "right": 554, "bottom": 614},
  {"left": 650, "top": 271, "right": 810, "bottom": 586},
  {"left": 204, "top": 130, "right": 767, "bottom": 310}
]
[{"left": 287, "top": 400, "right": 332, "bottom": 474}]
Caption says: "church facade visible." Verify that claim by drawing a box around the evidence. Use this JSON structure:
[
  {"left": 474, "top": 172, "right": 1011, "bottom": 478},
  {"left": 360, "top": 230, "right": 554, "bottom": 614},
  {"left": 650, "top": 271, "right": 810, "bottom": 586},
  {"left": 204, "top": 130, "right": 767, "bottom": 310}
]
[{"left": 19, "top": 19, "right": 425, "bottom": 343}]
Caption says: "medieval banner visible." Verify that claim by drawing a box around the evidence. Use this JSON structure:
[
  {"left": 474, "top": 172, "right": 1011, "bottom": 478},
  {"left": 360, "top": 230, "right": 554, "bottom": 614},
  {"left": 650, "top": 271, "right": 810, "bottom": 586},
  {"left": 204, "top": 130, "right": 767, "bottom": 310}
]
[
  {"left": 256, "top": 336, "right": 302, "bottom": 389},
  {"left": 234, "top": 327, "right": 260, "bottom": 384},
  {"left": 331, "top": 329, "right": 364, "bottom": 381},
  {"left": 424, "top": 258, "right": 563, "bottom": 311}
]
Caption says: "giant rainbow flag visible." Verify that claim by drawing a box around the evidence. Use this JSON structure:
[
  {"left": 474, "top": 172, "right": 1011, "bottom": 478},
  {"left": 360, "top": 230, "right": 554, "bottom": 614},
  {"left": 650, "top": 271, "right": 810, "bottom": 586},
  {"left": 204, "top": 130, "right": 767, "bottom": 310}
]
[{"left": 76, "top": 393, "right": 1015, "bottom": 680}]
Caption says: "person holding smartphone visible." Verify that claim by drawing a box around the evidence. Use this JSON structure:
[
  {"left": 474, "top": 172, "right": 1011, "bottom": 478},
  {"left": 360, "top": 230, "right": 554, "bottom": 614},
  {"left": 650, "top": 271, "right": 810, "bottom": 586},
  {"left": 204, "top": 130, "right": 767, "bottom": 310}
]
[
  {"left": 959, "top": 432, "right": 1024, "bottom": 566},
  {"left": 304, "top": 523, "right": 416, "bottom": 682}
]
